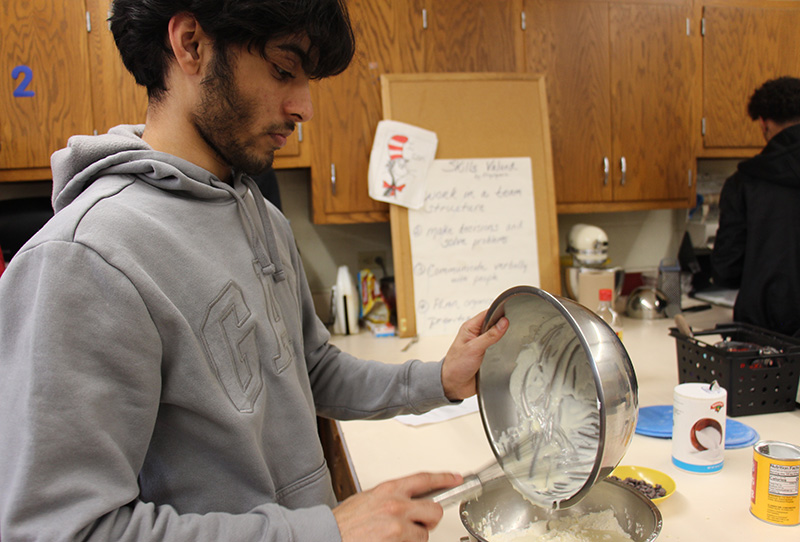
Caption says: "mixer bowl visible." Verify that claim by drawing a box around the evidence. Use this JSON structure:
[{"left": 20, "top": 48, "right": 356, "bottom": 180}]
[{"left": 460, "top": 476, "right": 662, "bottom": 542}]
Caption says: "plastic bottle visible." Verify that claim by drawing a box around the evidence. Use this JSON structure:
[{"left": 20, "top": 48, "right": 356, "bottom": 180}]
[
  {"left": 597, "top": 288, "right": 623, "bottom": 340},
  {"left": 332, "top": 266, "right": 359, "bottom": 335}
]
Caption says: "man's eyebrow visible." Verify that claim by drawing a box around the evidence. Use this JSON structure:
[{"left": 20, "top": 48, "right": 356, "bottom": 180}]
[{"left": 276, "top": 43, "right": 314, "bottom": 74}]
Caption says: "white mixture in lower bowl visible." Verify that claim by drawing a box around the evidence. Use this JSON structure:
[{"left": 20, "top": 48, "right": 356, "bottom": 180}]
[{"left": 487, "top": 509, "right": 633, "bottom": 542}]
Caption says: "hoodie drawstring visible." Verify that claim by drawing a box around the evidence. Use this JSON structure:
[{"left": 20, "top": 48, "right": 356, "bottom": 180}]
[
  {"left": 242, "top": 175, "right": 286, "bottom": 282},
  {"left": 212, "top": 176, "right": 286, "bottom": 283}
]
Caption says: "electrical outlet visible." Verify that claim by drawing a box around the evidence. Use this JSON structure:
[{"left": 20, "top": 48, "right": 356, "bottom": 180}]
[{"left": 357, "top": 250, "right": 387, "bottom": 271}]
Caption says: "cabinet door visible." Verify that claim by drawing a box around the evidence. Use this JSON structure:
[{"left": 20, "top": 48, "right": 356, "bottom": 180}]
[
  {"left": 308, "top": 0, "right": 397, "bottom": 224},
  {"left": 1, "top": 1, "right": 94, "bottom": 171},
  {"left": 703, "top": 5, "right": 800, "bottom": 149},
  {"left": 525, "top": 0, "right": 612, "bottom": 205},
  {"left": 610, "top": 2, "right": 695, "bottom": 203},
  {"left": 85, "top": 0, "right": 148, "bottom": 135},
  {"left": 421, "top": 0, "right": 524, "bottom": 72}
]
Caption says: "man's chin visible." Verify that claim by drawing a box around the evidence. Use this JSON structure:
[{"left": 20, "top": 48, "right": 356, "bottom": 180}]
[{"left": 239, "top": 152, "right": 275, "bottom": 176}]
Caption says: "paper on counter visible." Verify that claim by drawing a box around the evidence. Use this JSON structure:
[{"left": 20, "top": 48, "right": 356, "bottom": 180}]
[
  {"left": 368, "top": 120, "right": 438, "bottom": 209},
  {"left": 692, "top": 287, "right": 738, "bottom": 308},
  {"left": 394, "top": 395, "right": 478, "bottom": 426}
]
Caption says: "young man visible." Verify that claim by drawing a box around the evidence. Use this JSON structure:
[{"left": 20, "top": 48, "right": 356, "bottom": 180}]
[
  {"left": 712, "top": 76, "right": 800, "bottom": 337},
  {"left": 0, "top": 1, "right": 508, "bottom": 541}
]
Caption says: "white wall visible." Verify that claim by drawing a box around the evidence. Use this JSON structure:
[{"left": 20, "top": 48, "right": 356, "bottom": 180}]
[
  {"left": 557, "top": 209, "right": 685, "bottom": 273},
  {"left": 276, "top": 169, "right": 392, "bottom": 319}
]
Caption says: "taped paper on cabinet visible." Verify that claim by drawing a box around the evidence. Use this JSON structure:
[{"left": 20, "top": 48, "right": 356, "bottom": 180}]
[{"left": 368, "top": 120, "right": 438, "bottom": 209}]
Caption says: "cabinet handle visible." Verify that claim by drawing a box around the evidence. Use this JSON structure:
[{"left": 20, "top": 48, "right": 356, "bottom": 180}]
[
  {"left": 330, "top": 163, "right": 337, "bottom": 196},
  {"left": 620, "top": 157, "right": 627, "bottom": 186},
  {"left": 297, "top": 123, "right": 303, "bottom": 143},
  {"left": 603, "top": 156, "right": 609, "bottom": 186}
]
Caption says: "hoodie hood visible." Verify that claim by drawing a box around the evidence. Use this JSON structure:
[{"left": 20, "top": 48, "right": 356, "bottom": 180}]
[
  {"left": 738, "top": 122, "right": 800, "bottom": 189},
  {"left": 51, "top": 125, "right": 232, "bottom": 212},
  {"left": 50, "top": 124, "right": 284, "bottom": 281}
]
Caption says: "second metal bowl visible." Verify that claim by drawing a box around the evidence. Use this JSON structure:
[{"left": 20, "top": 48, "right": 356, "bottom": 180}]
[
  {"left": 625, "top": 286, "right": 668, "bottom": 319},
  {"left": 460, "top": 476, "right": 662, "bottom": 542}
]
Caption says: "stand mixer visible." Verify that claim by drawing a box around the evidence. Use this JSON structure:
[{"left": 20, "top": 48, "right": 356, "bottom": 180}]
[{"left": 563, "top": 224, "right": 624, "bottom": 309}]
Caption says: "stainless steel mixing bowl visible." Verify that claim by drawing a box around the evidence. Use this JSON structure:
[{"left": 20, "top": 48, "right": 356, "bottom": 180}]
[
  {"left": 479, "top": 286, "right": 638, "bottom": 508},
  {"left": 424, "top": 286, "right": 638, "bottom": 510},
  {"left": 625, "top": 286, "right": 668, "bottom": 319},
  {"left": 460, "top": 476, "right": 662, "bottom": 542}
]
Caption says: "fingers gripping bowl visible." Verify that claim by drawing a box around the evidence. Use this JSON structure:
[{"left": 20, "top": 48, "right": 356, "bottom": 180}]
[{"left": 477, "top": 286, "right": 639, "bottom": 509}]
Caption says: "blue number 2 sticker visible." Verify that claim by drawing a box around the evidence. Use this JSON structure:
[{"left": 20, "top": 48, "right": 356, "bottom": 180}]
[{"left": 12, "top": 65, "right": 35, "bottom": 97}]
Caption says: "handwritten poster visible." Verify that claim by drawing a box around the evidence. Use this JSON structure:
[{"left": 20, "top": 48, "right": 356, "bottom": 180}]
[{"left": 408, "top": 157, "right": 540, "bottom": 336}]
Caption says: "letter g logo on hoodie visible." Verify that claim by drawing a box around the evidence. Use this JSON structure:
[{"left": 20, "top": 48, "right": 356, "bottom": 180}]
[{"left": 201, "top": 281, "right": 263, "bottom": 412}]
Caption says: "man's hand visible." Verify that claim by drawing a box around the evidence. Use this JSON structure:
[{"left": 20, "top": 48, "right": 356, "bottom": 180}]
[
  {"left": 441, "top": 310, "right": 509, "bottom": 400},
  {"left": 333, "top": 472, "right": 463, "bottom": 542}
]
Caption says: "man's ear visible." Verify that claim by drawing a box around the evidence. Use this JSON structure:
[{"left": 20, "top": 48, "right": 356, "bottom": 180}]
[
  {"left": 167, "top": 12, "right": 211, "bottom": 76},
  {"left": 758, "top": 117, "right": 770, "bottom": 142}
]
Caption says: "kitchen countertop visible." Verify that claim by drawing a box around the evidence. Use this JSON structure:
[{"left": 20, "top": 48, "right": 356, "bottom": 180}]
[{"left": 332, "top": 304, "right": 800, "bottom": 541}]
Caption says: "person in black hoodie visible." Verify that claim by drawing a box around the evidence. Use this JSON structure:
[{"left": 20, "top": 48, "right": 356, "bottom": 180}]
[{"left": 712, "top": 76, "right": 800, "bottom": 336}]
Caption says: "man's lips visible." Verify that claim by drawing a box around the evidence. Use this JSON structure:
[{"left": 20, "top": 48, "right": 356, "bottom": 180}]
[
  {"left": 270, "top": 132, "right": 288, "bottom": 148},
  {"left": 266, "top": 123, "right": 295, "bottom": 150}
]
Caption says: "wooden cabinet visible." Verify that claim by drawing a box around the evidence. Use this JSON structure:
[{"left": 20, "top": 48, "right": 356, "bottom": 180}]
[
  {"left": 17, "top": 1, "right": 797, "bottom": 213},
  {"left": 524, "top": 1, "right": 611, "bottom": 208},
  {"left": 1, "top": 1, "right": 95, "bottom": 180},
  {"left": 308, "top": 0, "right": 524, "bottom": 224},
  {"left": 308, "top": 0, "right": 399, "bottom": 224},
  {"left": 1, "top": 0, "right": 147, "bottom": 182},
  {"left": 610, "top": 2, "right": 696, "bottom": 207},
  {"left": 415, "top": 0, "right": 524, "bottom": 73},
  {"left": 525, "top": 0, "right": 696, "bottom": 213},
  {"left": 701, "top": 1, "right": 800, "bottom": 153}
]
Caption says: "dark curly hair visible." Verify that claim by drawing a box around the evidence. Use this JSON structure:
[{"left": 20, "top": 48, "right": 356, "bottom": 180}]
[
  {"left": 747, "top": 76, "right": 800, "bottom": 123},
  {"left": 109, "top": 0, "right": 355, "bottom": 101}
]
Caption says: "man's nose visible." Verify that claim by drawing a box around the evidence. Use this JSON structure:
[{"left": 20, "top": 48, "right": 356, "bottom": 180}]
[{"left": 286, "top": 82, "right": 313, "bottom": 123}]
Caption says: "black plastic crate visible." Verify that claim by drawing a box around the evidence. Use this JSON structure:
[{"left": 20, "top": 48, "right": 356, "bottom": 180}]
[{"left": 669, "top": 323, "right": 800, "bottom": 417}]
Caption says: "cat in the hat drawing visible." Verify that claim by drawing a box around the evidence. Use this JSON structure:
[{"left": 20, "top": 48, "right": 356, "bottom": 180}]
[{"left": 383, "top": 134, "right": 410, "bottom": 197}]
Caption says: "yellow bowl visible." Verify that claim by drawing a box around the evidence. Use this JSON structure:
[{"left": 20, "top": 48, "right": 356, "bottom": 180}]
[{"left": 610, "top": 465, "right": 676, "bottom": 504}]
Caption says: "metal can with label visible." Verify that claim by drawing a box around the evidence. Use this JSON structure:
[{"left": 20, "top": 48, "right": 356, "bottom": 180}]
[
  {"left": 671, "top": 382, "right": 727, "bottom": 474},
  {"left": 751, "top": 440, "right": 800, "bottom": 526}
]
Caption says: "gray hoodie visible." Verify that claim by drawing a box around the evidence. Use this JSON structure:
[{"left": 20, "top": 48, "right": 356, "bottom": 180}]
[{"left": 0, "top": 125, "right": 450, "bottom": 542}]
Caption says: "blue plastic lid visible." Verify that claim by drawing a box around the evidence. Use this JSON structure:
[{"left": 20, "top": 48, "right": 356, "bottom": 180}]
[{"left": 635, "top": 405, "right": 759, "bottom": 449}]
